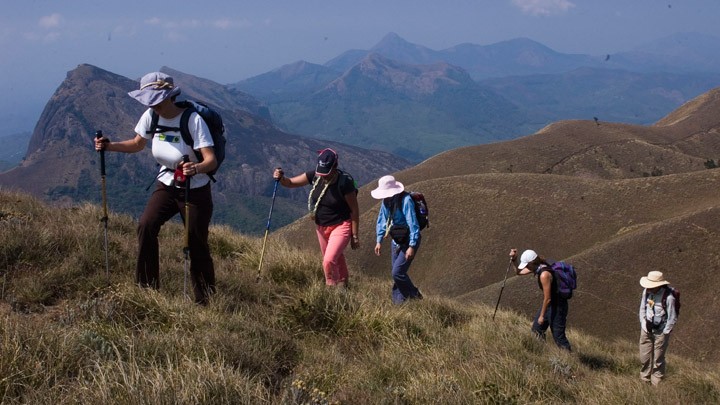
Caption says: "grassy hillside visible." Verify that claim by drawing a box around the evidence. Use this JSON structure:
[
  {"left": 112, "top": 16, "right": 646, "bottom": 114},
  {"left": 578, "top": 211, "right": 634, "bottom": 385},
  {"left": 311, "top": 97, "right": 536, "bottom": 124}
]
[{"left": 1, "top": 191, "right": 719, "bottom": 404}]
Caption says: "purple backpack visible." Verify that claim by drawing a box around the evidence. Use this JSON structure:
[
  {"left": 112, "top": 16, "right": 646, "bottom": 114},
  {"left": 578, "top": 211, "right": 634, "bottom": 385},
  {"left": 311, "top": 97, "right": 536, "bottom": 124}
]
[{"left": 548, "top": 260, "right": 577, "bottom": 299}]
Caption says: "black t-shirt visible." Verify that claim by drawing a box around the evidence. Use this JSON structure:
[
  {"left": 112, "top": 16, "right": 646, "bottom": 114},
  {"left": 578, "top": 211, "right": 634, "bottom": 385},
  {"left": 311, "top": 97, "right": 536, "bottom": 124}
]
[{"left": 305, "top": 170, "right": 357, "bottom": 226}]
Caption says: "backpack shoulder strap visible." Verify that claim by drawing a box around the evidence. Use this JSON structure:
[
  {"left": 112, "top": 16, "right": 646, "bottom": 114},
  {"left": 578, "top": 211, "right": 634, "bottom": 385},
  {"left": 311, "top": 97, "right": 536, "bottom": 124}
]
[
  {"left": 178, "top": 107, "right": 196, "bottom": 148},
  {"left": 146, "top": 109, "right": 184, "bottom": 135},
  {"left": 661, "top": 286, "right": 672, "bottom": 309},
  {"left": 337, "top": 169, "right": 346, "bottom": 190},
  {"left": 147, "top": 111, "right": 160, "bottom": 135}
]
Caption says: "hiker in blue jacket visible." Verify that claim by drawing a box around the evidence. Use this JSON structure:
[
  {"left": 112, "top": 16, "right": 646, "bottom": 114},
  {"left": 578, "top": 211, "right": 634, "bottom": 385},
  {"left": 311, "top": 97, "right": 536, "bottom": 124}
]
[
  {"left": 372, "top": 175, "right": 422, "bottom": 305},
  {"left": 510, "top": 248, "right": 572, "bottom": 351}
]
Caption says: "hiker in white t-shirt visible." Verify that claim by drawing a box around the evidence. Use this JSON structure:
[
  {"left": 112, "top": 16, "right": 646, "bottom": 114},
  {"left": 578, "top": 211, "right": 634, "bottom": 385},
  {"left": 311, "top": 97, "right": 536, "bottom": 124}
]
[{"left": 94, "top": 72, "right": 217, "bottom": 305}]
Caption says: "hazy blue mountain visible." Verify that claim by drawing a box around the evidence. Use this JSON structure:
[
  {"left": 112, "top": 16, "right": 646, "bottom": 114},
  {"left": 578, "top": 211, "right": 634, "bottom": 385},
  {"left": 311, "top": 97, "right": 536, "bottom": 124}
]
[
  {"left": 231, "top": 60, "right": 342, "bottom": 102},
  {"left": 160, "top": 66, "right": 272, "bottom": 120},
  {"left": 268, "top": 53, "right": 532, "bottom": 162},
  {"left": 325, "top": 33, "right": 602, "bottom": 80},
  {"left": 444, "top": 38, "right": 602, "bottom": 79},
  {"left": 323, "top": 49, "right": 370, "bottom": 73},
  {"left": 0, "top": 131, "right": 31, "bottom": 171},
  {"left": 607, "top": 32, "right": 720, "bottom": 74},
  {"left": 324, "top": 32, "right": 720, "bottom": 81},
  {"left": 481, "top": 67, "right": 720, "bottom": 126}
]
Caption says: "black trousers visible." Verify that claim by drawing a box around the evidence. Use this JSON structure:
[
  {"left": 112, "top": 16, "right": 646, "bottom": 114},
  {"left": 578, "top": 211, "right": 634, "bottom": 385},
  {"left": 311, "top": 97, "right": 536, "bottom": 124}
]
[
  {"left": 136, "top": 181, "right": 215, "bottom": 304},
  {"left": 532, "top": 295, "right": 571, "bottom": 351}
]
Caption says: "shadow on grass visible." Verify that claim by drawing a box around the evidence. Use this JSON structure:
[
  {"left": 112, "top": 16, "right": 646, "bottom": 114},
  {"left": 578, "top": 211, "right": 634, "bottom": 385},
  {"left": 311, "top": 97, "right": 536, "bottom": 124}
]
[{"left": 579, "top": 354, "right": 614, "bottom": 370}]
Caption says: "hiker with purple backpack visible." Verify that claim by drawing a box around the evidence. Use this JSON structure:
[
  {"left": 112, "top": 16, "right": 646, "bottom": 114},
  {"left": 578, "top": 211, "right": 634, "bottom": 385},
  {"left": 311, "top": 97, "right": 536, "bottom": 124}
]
[{"left": 509, "top": 249, "right": 575, "bottom": 351}]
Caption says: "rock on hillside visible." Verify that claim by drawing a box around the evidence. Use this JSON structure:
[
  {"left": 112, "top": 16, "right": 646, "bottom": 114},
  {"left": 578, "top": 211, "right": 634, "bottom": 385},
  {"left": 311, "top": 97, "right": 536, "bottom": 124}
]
[{"left": 0, "top": 64, "right": 410, "bottom": 232}]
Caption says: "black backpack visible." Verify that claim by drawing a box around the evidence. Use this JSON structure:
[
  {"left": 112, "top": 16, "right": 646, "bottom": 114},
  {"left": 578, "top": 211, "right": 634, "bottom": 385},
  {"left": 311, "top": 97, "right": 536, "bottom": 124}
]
[
  {"left": 661, "top": 286, "right": 681, "bottom": 317},
  {"left": 148, "top": 100, "right": 226, "bottom": 182},
  {"left": 389, "top": 191, "right": 429, "bottom": 230}
]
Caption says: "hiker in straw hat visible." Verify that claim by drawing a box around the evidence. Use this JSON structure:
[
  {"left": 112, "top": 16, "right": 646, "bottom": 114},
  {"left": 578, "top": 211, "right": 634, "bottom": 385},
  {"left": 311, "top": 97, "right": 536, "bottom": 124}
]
[
  {"left": 95, "top": 71, "right": 217, "bottom": 305},
  {"left": 372, "top": 175, "right": 423, "bottom": 304},
  {"left": 273, "top": 148, "right": 360, "bottom": 288},
  {"left": 639, "top": 271, "right": 678, "bottom": 385}
]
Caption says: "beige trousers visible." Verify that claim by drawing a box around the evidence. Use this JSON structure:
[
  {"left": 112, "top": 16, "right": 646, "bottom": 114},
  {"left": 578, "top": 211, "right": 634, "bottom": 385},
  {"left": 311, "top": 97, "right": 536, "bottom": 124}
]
[{"left": 639, "top": 329, "right": 670, "bottom": 385}]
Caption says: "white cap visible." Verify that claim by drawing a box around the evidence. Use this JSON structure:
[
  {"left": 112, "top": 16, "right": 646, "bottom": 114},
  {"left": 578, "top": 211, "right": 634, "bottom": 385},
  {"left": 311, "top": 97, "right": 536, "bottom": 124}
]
[{"left": 518, "top": 249, "right": 538, "bottom": 270}]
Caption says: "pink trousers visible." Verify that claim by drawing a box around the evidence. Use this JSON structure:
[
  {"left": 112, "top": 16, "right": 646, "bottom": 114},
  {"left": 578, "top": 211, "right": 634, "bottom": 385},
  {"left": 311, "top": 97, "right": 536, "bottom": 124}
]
[{"left": 315, "top": 220, "right": 351, "bottom": 285}]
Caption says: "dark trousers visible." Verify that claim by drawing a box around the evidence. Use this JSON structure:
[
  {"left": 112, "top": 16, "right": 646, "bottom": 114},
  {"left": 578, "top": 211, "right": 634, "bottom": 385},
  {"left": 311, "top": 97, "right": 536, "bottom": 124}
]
[
  {"left": 390, "top": 237, "right": 421, "bottom": 305},
  {"left": 137, "top": 182, "right": 215, "bottom": 304},
  {"left": 532, "top": 295, "right": 571, "bottom": 351}
]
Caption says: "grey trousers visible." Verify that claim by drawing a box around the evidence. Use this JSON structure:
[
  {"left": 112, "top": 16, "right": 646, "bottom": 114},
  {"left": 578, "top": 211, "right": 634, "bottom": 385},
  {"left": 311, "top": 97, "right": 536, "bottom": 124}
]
[{"left": 639, "top": 329, "right": 670, "bottom": 385}]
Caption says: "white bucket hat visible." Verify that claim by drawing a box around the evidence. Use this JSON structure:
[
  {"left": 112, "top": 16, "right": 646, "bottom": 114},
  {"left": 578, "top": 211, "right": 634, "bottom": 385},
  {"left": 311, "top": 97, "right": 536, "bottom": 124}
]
[
  {"left": 128, "top": 72, "right": 182, "bottom": 106},
  {"left": 371, "top": 175, "right": 404, "bottom": 199},
  {"left": 640, "top": 271, "right": 670, "bottom": 289},
  {"left": 518, "top": 249, "right": 538, "bottom": 270}
]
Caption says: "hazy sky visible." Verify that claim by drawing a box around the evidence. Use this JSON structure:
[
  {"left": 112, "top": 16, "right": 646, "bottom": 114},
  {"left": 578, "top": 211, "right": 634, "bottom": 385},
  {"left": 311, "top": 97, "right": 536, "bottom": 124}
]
[{"left": 2, "top": 0, "right": 720, "bottom": 135}]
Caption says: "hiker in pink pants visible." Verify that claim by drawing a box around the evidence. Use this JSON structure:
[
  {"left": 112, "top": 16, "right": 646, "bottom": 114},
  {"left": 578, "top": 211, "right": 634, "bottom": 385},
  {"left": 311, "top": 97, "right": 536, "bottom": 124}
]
[{"left": 273, "top": 148, "right": 360, "bottom": 287}]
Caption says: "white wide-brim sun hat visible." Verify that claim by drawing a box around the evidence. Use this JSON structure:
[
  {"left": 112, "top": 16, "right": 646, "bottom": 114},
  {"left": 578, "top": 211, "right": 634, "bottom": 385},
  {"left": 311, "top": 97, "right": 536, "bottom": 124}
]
[
  {"left": 640, "top": 271, "right": 670, "bottom": 289},
  {"left": 371, "top": 175, "right": 404, "bottom": 199}
]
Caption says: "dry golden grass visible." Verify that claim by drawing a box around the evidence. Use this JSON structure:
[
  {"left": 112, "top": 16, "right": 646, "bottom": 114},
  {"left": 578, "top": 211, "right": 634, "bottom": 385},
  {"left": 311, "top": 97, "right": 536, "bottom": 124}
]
[{"left": 1, "top": 191, "right": 719, "bottom": 404}]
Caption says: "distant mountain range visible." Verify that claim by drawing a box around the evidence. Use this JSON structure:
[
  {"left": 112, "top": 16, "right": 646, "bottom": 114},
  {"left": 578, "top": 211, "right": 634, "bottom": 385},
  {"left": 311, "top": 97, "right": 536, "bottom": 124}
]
[
  {"left": 326, "top": 32, "right": 720, "bottom": 79},
  {"left": 246, "top": 54, "right": 533, "bottom": 162},
  {"left": 0, "top": 64, "right": 410, "bottom": 234},
  {"left": 233, "top": 32, "right": 720, "bottom": 162}
]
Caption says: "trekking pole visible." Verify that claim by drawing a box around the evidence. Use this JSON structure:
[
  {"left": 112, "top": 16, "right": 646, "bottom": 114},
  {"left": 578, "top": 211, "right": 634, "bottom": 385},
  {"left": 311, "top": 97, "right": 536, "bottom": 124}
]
[
  {"left": 256, "top": 179, "right": 279, "bottom": 282},
  {"left": 492, "top": 259, "right": 513, "bottom": 320},
  {"left": 96, "top": 130, "right": 110, "bottom": 282},
  {"left": 181, "top": 155, "right": 191, "bottom": 300}
]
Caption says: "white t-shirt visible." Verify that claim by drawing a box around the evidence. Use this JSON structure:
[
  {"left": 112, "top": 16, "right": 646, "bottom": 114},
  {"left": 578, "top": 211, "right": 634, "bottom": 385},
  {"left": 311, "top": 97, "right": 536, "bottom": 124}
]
[{"left": 135, "top": 108, "right": 214, "bottom": 188}]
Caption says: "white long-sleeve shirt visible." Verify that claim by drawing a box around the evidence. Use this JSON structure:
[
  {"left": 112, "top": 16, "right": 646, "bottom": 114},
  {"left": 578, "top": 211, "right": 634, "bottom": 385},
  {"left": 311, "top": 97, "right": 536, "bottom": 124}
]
[{"left": 639, "top": 287, "right": 677, "bottom": 335}]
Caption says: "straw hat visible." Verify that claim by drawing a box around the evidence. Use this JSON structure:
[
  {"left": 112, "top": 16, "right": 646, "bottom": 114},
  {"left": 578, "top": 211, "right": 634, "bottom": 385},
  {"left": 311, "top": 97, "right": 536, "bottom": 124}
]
[{"left": 640, "top": 271, "right": 670, "bottom": 289}]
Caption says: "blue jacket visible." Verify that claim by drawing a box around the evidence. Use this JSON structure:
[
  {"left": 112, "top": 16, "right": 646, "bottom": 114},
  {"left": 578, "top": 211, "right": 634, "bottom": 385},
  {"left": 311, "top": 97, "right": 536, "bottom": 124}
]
[{"left": 376, "top": 193, "right": 420, "bottom": 247}]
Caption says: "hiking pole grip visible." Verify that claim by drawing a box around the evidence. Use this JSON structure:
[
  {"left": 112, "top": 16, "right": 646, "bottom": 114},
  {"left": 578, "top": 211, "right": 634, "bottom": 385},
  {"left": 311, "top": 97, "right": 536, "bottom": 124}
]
[
  {"left": 96, "top": 131, "right": 106, "bottom": 177},
  {"left": 96, "top": 130, "right": 108, "bottom": 221}
]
